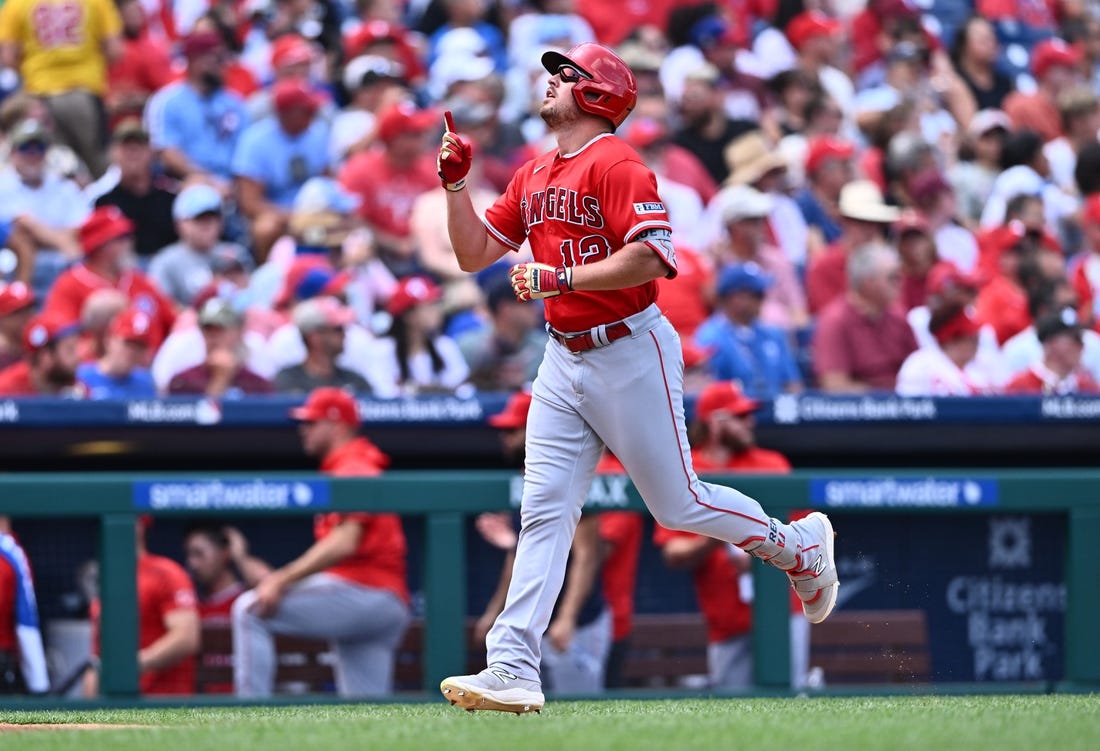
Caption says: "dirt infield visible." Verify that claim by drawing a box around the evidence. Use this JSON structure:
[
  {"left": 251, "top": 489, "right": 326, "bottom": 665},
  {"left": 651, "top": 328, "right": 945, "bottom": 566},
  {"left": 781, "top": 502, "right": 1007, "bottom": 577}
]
[{"left": 0, "top": 723, "right": 149, "bottom": 732}]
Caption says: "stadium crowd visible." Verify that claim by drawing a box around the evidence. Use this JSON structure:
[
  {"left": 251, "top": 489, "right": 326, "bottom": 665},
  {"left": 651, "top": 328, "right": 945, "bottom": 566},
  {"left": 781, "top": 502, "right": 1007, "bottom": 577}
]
[{"left": 0, "top": 0, "right": 1098, "bottom": 399}]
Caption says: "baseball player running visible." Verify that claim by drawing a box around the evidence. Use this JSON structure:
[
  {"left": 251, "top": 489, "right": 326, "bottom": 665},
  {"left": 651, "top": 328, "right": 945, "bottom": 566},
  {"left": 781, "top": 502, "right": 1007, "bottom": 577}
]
[{"left": 437, "top": 43, "right": 839, "bottom": 714}]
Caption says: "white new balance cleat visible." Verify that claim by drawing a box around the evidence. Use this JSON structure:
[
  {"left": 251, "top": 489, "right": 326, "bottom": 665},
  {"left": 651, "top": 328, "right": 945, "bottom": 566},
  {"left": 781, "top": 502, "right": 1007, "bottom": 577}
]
[
  {"left": 440, "top": 667, "right": 545, "bottom": 714},
  {"left": 788, "top": 512, "right": 839, "bottom": 624}
]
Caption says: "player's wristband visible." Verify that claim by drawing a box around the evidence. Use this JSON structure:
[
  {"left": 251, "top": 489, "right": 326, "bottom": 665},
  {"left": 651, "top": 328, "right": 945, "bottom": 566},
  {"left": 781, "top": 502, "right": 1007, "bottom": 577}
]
[
  {"left": 443, "top": 178, "right": 467, "bottom": 192},
  {"left": 555, "top": 265, "right": 573, "bottom": 291}
]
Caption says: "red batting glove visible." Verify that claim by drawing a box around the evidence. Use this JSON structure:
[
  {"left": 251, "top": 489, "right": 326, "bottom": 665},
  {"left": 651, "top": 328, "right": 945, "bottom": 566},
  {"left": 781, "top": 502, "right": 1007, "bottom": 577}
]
[
  {"left": 510, "top": 262, "right": 573, "bottom": 301},
  {"left": 438, "top": 110, "right": 472, "bottom": 191}
]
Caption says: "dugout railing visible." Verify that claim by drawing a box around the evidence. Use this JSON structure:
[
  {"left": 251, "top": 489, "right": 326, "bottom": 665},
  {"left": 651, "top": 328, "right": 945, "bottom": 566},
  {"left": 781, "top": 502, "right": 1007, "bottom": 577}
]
[{"left": 0, "top": 469, "right": 1097, "bottom": 700}]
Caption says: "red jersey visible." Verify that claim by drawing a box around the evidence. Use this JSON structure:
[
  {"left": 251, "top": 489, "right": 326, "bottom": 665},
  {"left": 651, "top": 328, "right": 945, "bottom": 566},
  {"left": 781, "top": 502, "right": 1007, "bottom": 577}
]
[
  {"left": 484, "top": 134, "right": 676, "bottom": 332},
  {"left": 594, "top": 452, "right": 642, "bottom": 642},
  {"left": 338, "top": 149, "right": 439, "bottom": 239},
  {"left": 658, "top": 245, "right": 714, "bottom": 338},
  {"left": 43, "top": 265, "right": 176, "bottom": 350},
  {"left": 806, "top": 243, "right": 847, "bottom": 315},
  {"left": 316, "top": 438, "right": 408, "bottom": 603},
  {"left": 197, "top": 581, "right": 245, "bottom": 626},
  {"left": 1004, "top": 364, "right": 1100, "bottom": 395},
  {"left": 975, "top": 274, "right": 1030, "bottom": 345},
  {"left": 1071, "top": 252, "right": 1100, "bottom": 329},
  {"left": 90, "top": 552, "right": 198, "bottom": 695},
  {"left": 0, "top": 361, "right": 34, "bottom": 396}
]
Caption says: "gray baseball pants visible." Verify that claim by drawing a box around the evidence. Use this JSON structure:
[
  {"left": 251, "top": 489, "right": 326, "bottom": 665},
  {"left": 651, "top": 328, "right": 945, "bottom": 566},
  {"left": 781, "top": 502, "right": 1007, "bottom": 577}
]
[{"left": 232, "top": 573, "right": 409, "bottom": 697}]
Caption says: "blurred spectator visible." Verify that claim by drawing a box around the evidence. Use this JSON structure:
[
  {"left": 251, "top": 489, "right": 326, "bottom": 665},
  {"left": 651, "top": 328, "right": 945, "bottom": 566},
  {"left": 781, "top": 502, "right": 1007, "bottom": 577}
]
[
  {"left": 656, "top": 242, "right": 714, "bottom": 341},
  {"left": 0, "top": 119, "right": 88, "bottom": 299},
  {"left": 0, "top": 91, "right": 89, "bottom": 186},
  {"left": 339, "top": 102, "right": 441, "bottom": 276},
  {"left": 233, "top": 77, "right": 331, "bottom": 261},
  {"left": 145, "top": 30, "right": 249, "bottom": 186},
  {"left": 1004, "top": 39, "right": 1084, "bottom": 143},
  {"left": 981, "top": 129, "right": 1077, "bottom": 233},
  {"left": 977, "top": 0, "right": 1060, "bottom": 39},
  {"left": 83, "top": 517, "right": 200, "bottom": 696},
  {"left": 274, "top": 297, "right": 371, "bottom": 393},
  {"left": 43, "top": 206, "right": 176, "bottom": 351},
  {"left": 0, "top": 0, "right": 122, "bottom": 178},
  {"left": 894, "top": 211, "right": 938, "bottom": 311},
  {"left": 1071, "top": 193, "right": 1100, "bottom": 329},
  {"left": 506, "top": 0, "right": 595, "bottom": 72},
  {"left": 149, "top": 184, "right": 252, "bottom": 306},
  {"left": 884, "top": 132, "right": 938, "bottom": 209},
  {"left": 1003, "top": 280, "right": 1100, "bottom": 381},
  {"left": 709, "top": 185, "right": 807, "bottom": 331},
  {"left": 806, "top": 180, "right": 899, "bottom": 314},
  {"left": 948, "top": 109, "right": 1010, "bottom": 227},
  {"left": 457, "top": 279, "right": 545, "bottom": 392},
  {"left": 330, "top": 55, "right": 409, "bottom": 163},
  {"left": 107, "top": 0, "right": 174, "bottom": 126},
  {"left": 78, "top": 288, "right": 128, "bottom": 362},
  {"left": 91, "top": 119, "right": 180, "bottom": 260},
  {"left": 0, "top": 515, "right": 48, "bottom": 695},
  {"left": 813, "top": 242, "right": 918, "bottom": 392},
  {"left": 185, "top": 524, "right": 271, "bottom": 629},
  {"left": 671, "top": 63, "right": 757, "bottom": 186},
  {"left": 654, "top": 380, "right": 789, "bottom": 690},
  {"left": 76, "top": 307, "right": 157, "bottom": 398},
  {"left": 785, "top": 10, "right": 855, "bottom": 131},
  {"left": 376, "top": 275, "right": 470, "bottom": 396},
  {"left": 975, "top": 224, "right": 1047, "bottom": 345},
  {"left": 909, "top": 168, "right": 981, "bottom": 273},
  {"left": 426, "top": 2, "right": 506, "bottom": 74},
  {"left": 950, "top": 17, "right": 1014, "bottom": 111},
  {"left": 1044, "top": 86, "right": 1100, "bottom": 194},
  {"left": 722, "top": 130, "right": 808, "bottom": 273},
  {"left": 896, "top": 309, "right": 991, "bottom": 395},
  {"left": 0, "top": 313, "right": 83, "bottom": 397},
  {"left": 1004, "top": 309, "right": 1100, "bottom": 393},
  {"left": 341, "top": 18, "right": 425, "bottom": 90},
  {"left": 245, "top": 33, "right": 328, "bottom": 124},
  {"left": 796, "top": 135, "right": 855, "bottom": 251},
  {"left": 576, "top": 0, "right": 675, "bottom": 47},
  {"left": 694, "top": 261, "right": 802, "bottom": 399},
  {"left": 232, "top": 387, "right": 410, "bottom": 697},
  {"left": 167, "top": 297, "right": 272, "bottom": 397},
  {"left": 0, "top": 281, "right": 34, "bottom": 370}
]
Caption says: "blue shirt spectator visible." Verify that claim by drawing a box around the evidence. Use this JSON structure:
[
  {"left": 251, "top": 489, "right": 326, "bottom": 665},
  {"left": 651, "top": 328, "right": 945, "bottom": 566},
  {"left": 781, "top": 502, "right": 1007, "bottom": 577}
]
[
  {"left": 77, "top": 307, "right": 158, "bottom": 399},
  {"left": 231, "top": 84, "right": 330, "bottom": 209},
  {"left": 77, "top": 363, "right": 157, "bottom": 399},
  {"left": 145, "top": 80, "right": 248, "bottom": 181},
  {"left": 795, "top": 186, "right": 842, "bottom": 245},
  {"left": 694, "top": 262, "right": 803, "bottom": 400}
]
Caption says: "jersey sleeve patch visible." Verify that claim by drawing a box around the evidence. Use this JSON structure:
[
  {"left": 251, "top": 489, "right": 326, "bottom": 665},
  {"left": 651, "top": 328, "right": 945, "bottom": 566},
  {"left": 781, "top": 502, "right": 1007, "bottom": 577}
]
[
  {"left": 633, "top": 201, "right": 666, "bottom": 215},
  {"left": 633, "top": 227, "right": 678, "bottom": 278}
]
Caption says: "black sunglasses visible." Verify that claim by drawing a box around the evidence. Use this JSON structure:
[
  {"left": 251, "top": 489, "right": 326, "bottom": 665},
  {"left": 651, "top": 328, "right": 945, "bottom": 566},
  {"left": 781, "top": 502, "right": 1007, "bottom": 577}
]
[{"left": 557, "top": 64, "right": 590, "bottom": 83}]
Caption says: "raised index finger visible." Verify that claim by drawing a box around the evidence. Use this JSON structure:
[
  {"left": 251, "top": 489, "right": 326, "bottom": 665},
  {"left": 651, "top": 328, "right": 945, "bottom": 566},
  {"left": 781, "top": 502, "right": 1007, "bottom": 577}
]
[{"left": 444, "top": 110, "right": 456, "bottom": 133}]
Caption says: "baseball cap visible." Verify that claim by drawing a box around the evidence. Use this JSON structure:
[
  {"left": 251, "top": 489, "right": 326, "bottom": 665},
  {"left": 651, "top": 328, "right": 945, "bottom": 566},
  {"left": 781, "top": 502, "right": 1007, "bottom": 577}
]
[
  {"left": 694, "top": 381, "right": 760, "bottom": 421},
  {"left": 376, "top": 102, "right": 438, "bottom": 143},
  {"left": 292, "top": 296, "right": 355, "bottom": 333},
  {"left": 273, "top": 78, "right": 322, "bottom": 114},
  {"left": 182, "top": 30, "right": 224, "bottom": 60},
  {"left": 173, "top": 184, "right": 223, "bottom": 221},
  {"left": 0, "top": 281, "right": 35, "bottom": 317},
  {"left": 111, "top": 117, "right": 150, "bottom": 144},
  {"left": 968, "top": 109, "right": 1011, "bottom": 139},
  {"left": 893, "top": 209, "right": 930, "bottom": 236},
  {"left": 270, "top": 34, "right": 314, "bottom": 70},
  {"left": 109, "top": 307, "right": 155, "bottom": 346},
  {"left": 293, "top": 267, "right": 349, "bottom": 301},
  {"left": 23, "top": 313, "right": 80, "bottom": 352},
  {"left": 488, "top": 391, "right": 532, "bottom": 429},
  {"left": 785, "top": 11, "right": 841, "bottom": 52},
  {"left": 10, "top": 118, "right": 50, "bottom": 148},
  {"left": 804, "top": 135, "right": 854, "bottom": 175},
  {"left": 343, "top": 20, "right": 401, "bottom": 58},
  {"left": 926, "top": 261, "right": 982, "bottom": 296},
  {"left": 622, "top": 117, "right": 669, "bottom": 151},
  {"left": 387, "top": 275, "right": 442, "bottom": 316},
  {"left": 1036, "top": 307, "right": 1084, "bottom": 343},
  {"left": 713, "top": 185, "right": 774, "bottom": 224},
  {"left": 290, "top": 387, "right": 361, "bottom": 426},
  {"left": 689, "top": 15, "right": 745, "bottom": 50},
  {"left": 717, "top": 261, "right": 773, "bottom": 297},
  {"left": 931, "top": 309, "right": 981, "bottom": 346},
  {"left": 908, "top": 168, "right": 951, "bottom": 209},
  {"left": 294, "top": 177, "right": 360, "bottom": 215},
  {"left": 198, "top": 297, "right": 242, "bottom": 328},
  {"left": 343, "top": 54, "right": 406, "bottom": 91},
  {"left": 79, "top": 206, "right": 134, "bottom": 255},
  {"left": 1031, "top": 38, "right": 1082, "bottom": 80},
  {"left": 210, "top": 244, "right": 254, "bottom": 274}
]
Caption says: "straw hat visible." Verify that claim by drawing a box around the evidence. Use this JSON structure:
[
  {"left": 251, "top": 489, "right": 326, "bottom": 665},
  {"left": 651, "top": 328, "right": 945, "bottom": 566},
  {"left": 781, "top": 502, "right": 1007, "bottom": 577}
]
[
  {"left": 837, "top": 180, "right": 900, "bottom": 224},
  {"left": 723, "top": 131, "right": 787, "bottom": 186}
]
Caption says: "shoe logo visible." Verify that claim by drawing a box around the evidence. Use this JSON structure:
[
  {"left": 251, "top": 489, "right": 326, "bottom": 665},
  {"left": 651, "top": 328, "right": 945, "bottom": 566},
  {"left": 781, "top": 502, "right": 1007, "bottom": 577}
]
[
  {"left": 488, "top": 667, "right": 518, "bottom": 683},
  {"left": 808, "top": 554, "right": 825, "bottom": 577},
  {"left": 533, "top": 164, "right": 546, "bottom": 175}
]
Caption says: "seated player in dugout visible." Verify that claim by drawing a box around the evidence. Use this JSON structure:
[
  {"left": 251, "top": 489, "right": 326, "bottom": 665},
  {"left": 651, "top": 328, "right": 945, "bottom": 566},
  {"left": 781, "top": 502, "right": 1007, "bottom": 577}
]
[
  {"left": 0, "top": 515, "right": 49, "bottom": 695},
  {"left": 83, "top": 516, "right": 201, "bottom": 696}
]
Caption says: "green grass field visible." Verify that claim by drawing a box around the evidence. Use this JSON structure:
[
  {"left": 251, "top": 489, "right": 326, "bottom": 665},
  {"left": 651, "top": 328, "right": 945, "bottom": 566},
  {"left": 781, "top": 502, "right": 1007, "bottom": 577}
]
[{"left": 1, "top": 695, "right": 1098, "bottom": 751}]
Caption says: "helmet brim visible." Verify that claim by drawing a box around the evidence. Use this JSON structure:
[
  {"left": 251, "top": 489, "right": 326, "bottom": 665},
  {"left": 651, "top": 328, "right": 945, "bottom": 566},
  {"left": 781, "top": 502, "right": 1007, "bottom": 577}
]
[{"left": 541, "top": 50, "right": 592, "bottom": 78}]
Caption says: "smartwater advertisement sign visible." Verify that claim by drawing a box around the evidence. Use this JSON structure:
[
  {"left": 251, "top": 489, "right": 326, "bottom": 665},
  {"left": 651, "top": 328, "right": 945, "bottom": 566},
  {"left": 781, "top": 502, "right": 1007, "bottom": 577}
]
[
  {"left": 826, "top": 512, "right": 1065, "bottom": 681},
  {"left": 810, "top": 477, "right": 999, "bottom": 508},
  {"left": 133, "top": 479, "right": 331, "bottom": 511}
]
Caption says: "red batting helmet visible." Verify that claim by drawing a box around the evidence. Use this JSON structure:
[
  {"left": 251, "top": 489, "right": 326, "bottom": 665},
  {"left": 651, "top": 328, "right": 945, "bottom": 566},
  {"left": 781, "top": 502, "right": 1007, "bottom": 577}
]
[{"left": 541, "top": 43, "right": 637, "bottom": 130}]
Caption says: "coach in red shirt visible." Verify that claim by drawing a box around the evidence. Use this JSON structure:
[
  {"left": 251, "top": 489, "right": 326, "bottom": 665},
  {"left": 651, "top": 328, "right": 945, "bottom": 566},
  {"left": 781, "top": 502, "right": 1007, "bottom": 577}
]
[
  {"left": 0, "top": 313, "right": 83, "bottom": 397},
  {"left": 232, "top": 387, "right": 410, "bottom": 697},
  {"left": 43, "top": 206, "right": 176, "bottom": 351}
]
